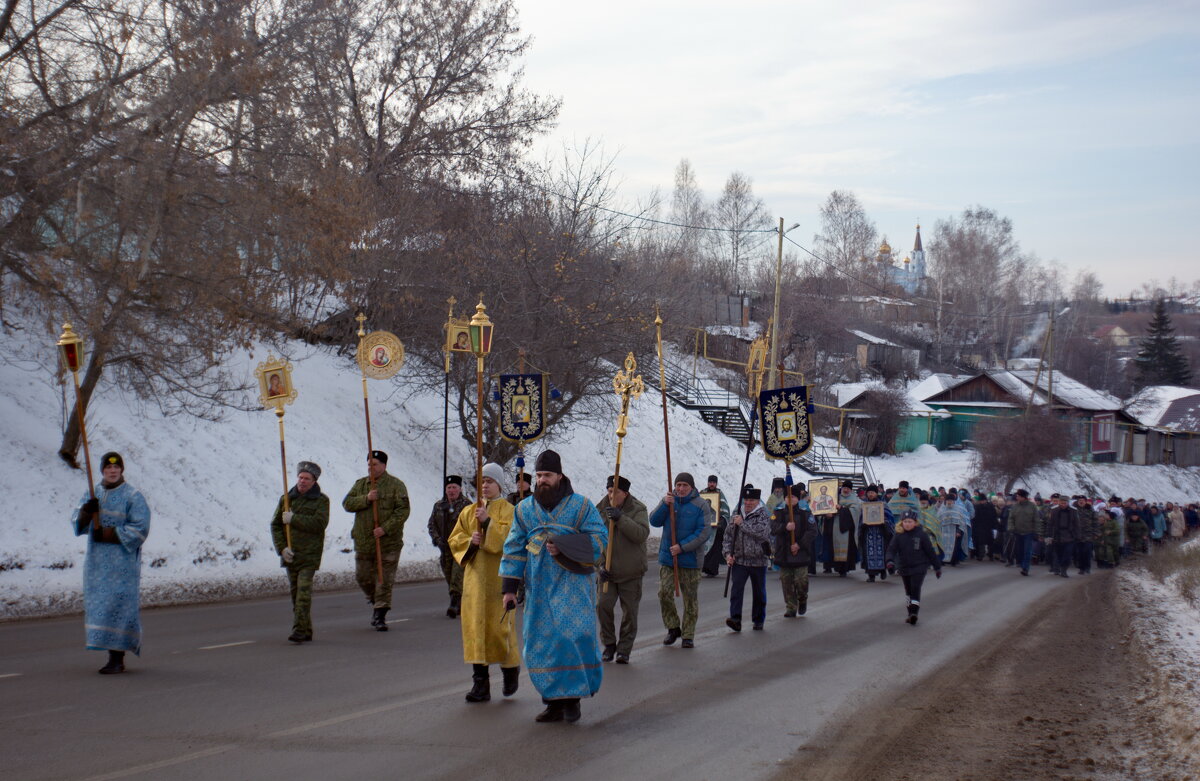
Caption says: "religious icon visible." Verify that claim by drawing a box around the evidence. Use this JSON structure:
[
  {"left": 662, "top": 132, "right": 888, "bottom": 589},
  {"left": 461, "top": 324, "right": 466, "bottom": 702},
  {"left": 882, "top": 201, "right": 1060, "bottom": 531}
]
[
  {"left": 267, "top": 373, "right": 285, "bottom": 398},
  {"left": 512, "top": 394, "right": 531, "bottom": 423},
  {"left": 370, "top": 345, "right": 390, "bottom": 367},
  {"left": 449, "top": 326, "right": 472, "bottom": 353},
  {"left": 777, "top": 411, "right": 797, "bottom": 441},
  {"left": 808, "top": 479, "right": 839, "bottom": 515},
  {"left": 255, "top": 355, "right": 296, "bottom": 410},
  {"left": 862, "top": 502, "right": 886, "bottom": 526},
  {"left": 699, "top": 490, "right": 721, "bottom": 527}
]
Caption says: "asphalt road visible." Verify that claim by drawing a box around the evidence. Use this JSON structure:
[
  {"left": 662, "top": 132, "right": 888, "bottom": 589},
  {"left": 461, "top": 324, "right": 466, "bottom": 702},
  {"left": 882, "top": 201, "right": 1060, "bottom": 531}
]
[{"left": 0, "top": 561, "right": 1074, "bottom": 781}]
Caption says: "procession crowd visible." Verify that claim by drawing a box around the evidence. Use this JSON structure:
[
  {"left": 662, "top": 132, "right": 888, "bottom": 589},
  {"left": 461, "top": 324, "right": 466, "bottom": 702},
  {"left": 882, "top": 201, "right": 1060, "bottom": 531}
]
[{"left": 70, "top": 447, "right": 1200, "bottom": 724}]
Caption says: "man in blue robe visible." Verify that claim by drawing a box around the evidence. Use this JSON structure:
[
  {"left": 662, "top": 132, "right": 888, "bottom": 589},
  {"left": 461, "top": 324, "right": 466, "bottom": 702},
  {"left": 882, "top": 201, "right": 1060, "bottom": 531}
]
[
  {"left": 71, "top": 451, "right": 151, "bottom": 674},
  {"left": 501, "top": 449, "right": 607, "bottom": 724}
]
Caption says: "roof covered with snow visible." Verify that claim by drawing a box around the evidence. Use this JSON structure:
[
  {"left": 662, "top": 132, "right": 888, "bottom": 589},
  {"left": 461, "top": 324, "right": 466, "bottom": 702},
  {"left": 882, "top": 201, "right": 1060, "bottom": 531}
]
[
  {"left": 983, "top": 370, "right": 1049, "bottom": 406},
  {"left": 907, "top": 373, "right": 971, "bottom": 402},
  {"left": 1124, "top": 385, "right": 1200, "bottom": 427},
  {"left": 1008, "top": 369, "right": 1121, "bottom": 411},
  {"left": 847, "top": 329, "right": 900, "bottom": 347}
]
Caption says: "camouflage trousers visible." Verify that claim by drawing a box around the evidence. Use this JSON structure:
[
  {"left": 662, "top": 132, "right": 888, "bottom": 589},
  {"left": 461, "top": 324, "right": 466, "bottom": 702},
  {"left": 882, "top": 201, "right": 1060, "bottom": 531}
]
[
  {"left": 658, "top": 566, "right": 700, "bottom": 639},
  {"left": 779, "top": 566, "right": 809, "bottom": 612},
  {"left": 438, "top": 545, "right": 463, "bottom": 597},
  {"left": 355, "top": 549, "right": 401, "bottom": 609},
  {"left": 287, "top": 567, "right": 316, "bottom": 635},
  {"left": 597, "top": 577, "right": 643, "bottom": 656}
]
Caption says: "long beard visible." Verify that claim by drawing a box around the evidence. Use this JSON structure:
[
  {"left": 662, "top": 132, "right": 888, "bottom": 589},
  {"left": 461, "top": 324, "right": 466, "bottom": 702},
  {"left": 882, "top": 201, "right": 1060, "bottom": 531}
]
[{"left": 535, "top": 478, "right": 570, "bottom": 510}]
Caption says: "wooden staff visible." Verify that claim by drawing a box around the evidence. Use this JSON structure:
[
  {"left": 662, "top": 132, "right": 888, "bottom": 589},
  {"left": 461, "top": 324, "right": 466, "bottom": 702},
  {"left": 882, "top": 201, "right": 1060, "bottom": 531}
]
[
  {"left": 357, "top": 313, "right": 384, "bottom": 586},
  {"left": 605, "top": 353, "right": 644, "bottom": 593},
  {"left": 277, "top": 408, "right": 292, "bottom": 550},
  {"left": 785, "top": 462, "right": 796, "bottom": 549},
  {"left": 654, "top": 311, "right": 681, "bottom": 597}
]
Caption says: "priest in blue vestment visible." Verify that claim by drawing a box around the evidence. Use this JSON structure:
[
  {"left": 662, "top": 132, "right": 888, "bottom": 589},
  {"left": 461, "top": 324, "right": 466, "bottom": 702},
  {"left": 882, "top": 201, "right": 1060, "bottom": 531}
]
[{"left": 501, "top": 449, "right": 607, "bottom": 724}]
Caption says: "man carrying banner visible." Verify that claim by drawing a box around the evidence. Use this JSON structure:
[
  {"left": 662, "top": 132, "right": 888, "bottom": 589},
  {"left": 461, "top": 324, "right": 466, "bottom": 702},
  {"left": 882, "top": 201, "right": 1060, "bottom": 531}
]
[
  {"left": 271, "top": 461, "right": 329, "bottom": 643},
  {"left": 342, "top": 450, "right": 411, "bottom": 630}
]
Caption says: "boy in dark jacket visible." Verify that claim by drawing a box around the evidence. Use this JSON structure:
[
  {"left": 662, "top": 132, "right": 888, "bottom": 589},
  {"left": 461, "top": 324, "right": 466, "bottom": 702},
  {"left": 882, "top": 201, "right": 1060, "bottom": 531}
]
[
  {"left": 771, "top": 492, "right": 818, "bottom": 617},
  {"left": 885, "top": 510, "right": 942, "bottom": 625}
]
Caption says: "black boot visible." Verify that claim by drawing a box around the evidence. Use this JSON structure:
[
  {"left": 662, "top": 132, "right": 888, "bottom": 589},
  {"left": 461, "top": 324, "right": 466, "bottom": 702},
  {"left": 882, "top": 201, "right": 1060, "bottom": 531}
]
[
  {"left": 447, "top": 593, "right": 461, "bottom": 618},
  {"left": 465, "top": 664, "right": 490, "bottom": 702},
  {"left": 906, "top": 601, "right": 920, "bottom": 625},
  {"left": 535, "top": 701, "right": 564, "bottom": 722},
  {"left": 501, "top": 666, "right": 520, "bottom": 697},
  {"left": 562, "top": 698, "right": 581, "bottom": 723},
  {"left": 601, "top": 644, "right": 616, "bottom": 662},
  {"left": 98, "top": 651, "right": 125, "bottom": 674},
  {"left": 372, "top": 607, "right": 389, "bottom": 631}
]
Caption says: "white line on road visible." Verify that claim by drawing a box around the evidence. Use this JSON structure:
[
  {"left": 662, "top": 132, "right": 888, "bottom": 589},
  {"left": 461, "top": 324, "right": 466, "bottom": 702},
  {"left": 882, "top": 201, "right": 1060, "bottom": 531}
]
[
  {"left": 197, "top": 640, "right": 255, "bottom": 650},
  {"left": 82, "top": 746, "right": 234, "bottom": 780},
  {"left": 0, "top": 673, "right": 22, "bottom": 679},
  {"left": 386, "top": 619, "right": 410, "bottom": 624}
]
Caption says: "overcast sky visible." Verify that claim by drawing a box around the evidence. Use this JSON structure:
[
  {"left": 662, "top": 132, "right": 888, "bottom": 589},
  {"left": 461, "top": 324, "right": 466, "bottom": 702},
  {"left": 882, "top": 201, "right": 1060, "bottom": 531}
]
[{"left": 514, "top": 0, "right": 1199, "bottom": 298}]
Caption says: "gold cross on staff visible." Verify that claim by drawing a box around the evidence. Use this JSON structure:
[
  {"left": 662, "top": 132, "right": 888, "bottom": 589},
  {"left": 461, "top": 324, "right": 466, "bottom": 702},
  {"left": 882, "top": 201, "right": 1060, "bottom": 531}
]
[{"left": 356, "top": 311, "right": 367, "bottom": 338}]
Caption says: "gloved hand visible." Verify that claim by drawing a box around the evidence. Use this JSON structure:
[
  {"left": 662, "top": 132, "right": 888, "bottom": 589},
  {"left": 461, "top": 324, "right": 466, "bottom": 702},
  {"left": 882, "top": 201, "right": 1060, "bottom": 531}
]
[
  {"left": 605, "top": 506, "right": 621, "bottom": 522},
  {"left": 886, "top": 562, "right": 896, "bottom": 575},
  {"left": 282, "top": 547, "right": 294, "bottom": 564},
  {"left": 281, "top": 511, "right": 293, "bottom": 525},
  {"left": 82, "top": 498, "right": 100, "bottom": 516},
  {"left": 597, "top": 566, "right": 612, "bottom": 584},
  {"left": 935, "top": 569, "right": 942, "bottom": 579}
]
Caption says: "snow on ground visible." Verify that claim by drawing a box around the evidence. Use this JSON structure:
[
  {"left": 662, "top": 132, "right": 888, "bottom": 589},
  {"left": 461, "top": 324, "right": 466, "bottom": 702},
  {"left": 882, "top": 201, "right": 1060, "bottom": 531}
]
[
  {"left": 0, "top": 331, "right": 784, "bottom": 619},
  {"left": 871, "top": 443, "right": 1200, "bottom": 500},
  {"left": 1118, "top": 548, "right": 1200, "bottom": 764}
]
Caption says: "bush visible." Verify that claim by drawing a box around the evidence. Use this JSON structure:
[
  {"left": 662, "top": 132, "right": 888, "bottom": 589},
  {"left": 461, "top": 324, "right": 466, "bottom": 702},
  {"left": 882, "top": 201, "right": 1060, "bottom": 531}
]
[{"left": 972, "top": 412, "right": 1073, "bottom": 493}]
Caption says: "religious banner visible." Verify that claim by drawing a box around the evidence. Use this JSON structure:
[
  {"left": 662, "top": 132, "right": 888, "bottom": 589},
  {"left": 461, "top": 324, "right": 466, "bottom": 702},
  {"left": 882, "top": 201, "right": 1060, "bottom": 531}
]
[
  {"left": 758, "top": 384, "right": 813, "bottom": 460},
  {"left": 498, "top": 373, "right": 546, "bottom": 443}
]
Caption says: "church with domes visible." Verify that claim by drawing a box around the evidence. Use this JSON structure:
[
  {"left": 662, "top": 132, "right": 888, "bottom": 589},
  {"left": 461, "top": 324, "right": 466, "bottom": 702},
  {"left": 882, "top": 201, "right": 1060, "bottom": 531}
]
[{"left": 875, "top": 224, "right": 927, "bottom": 294}]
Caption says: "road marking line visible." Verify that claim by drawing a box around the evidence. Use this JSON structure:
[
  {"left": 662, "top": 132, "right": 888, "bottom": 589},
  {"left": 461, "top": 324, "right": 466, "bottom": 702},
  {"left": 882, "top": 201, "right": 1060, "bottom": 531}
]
[
  {"left": 386, "top": 619, "right": 410, "bottom": 624},
  {"left": 267, "top": 687, "right": 450, "bottom": 737},
  {"left": 0, "top": 673, "right": 22, "bottom": 679},
  {"left": 197, "top": 640, "right": 255, "bottom": 650},
  {"left": 82, "top": 746, "right": 233, "bottom": 780}
]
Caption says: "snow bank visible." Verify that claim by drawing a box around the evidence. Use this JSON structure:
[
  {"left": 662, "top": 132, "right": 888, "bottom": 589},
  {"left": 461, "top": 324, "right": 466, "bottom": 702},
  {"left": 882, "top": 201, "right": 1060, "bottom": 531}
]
[{"left": 0, "top": 332, "right": 784, "bottom": 619}]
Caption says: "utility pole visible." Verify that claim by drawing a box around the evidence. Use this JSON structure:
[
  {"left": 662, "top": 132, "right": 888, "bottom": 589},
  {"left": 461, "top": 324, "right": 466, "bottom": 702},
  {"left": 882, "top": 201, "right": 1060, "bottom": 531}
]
[{"left": 767, "top": 218, "right": 798, "bottom": 390}]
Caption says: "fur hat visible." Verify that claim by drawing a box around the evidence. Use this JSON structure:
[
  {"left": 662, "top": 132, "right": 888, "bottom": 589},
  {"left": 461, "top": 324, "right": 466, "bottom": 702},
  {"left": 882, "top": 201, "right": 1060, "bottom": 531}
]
[
  {"left": 607, "top": 475, "right": 631, "bottom": 492},
  {"left": 742, "top": 485, "right": 761, "bottom": 500},
  {"left": 297, "top": 461, "right": 321, "bottom": 480},
  {"left": 445, "top": 474, "right": 463, "bottom": 486},
  {"left": 369, "top": 450, "right": 388, "bottom": 464}
]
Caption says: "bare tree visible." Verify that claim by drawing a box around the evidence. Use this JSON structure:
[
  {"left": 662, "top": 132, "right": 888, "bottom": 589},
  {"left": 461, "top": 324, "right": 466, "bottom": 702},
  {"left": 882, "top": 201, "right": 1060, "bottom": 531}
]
[
  {"left": 972, "top": 412, "right": 1074, "bottom": 493},
  {"left": 707, "top": 172, "right": 771, "bottom": 291},
  {"left": 813, "top": 190, "right": 878, "bottom": 284}
]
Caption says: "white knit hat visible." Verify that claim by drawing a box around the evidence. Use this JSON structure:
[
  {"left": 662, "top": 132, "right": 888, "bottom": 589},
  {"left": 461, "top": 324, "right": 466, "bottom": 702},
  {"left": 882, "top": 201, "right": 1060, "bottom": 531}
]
[{"left": 481, "top": 462, "right": 507, "bottom": 493}]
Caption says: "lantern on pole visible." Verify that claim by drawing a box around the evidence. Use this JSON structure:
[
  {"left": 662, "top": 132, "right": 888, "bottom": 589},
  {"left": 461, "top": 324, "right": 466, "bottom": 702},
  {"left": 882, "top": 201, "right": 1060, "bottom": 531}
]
[{"left": 56, "top": 323, "right": 95, "bottom": 499}]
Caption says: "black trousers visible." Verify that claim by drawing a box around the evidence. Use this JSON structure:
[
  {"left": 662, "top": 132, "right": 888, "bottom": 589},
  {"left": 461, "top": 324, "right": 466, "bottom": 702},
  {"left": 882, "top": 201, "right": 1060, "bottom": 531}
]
[
  {"left": 701, "top": 527, "right": 725, "bottom": 576},
  {"left": 901, "top": 570, "right": 927, "bottom": 603}
]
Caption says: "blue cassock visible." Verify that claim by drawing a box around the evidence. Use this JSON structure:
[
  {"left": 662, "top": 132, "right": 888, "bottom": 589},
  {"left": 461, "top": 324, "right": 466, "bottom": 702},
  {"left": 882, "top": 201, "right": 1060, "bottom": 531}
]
[
  {"left": 72, "top": 482, "right": 151, "bottom": 654},
  {"left": 500, "top": 490, "right": 607, "bottom": 700}
]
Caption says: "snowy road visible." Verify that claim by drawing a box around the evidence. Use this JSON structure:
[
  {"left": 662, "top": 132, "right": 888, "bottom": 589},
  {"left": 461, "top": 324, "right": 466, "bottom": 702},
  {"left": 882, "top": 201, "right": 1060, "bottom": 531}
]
[{"left": 0, "top": 563, "right": 1076, "bottom": 780}]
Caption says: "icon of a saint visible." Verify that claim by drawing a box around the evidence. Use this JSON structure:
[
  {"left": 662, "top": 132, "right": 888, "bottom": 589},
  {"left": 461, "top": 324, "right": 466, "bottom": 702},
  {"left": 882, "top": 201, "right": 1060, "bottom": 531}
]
[
  {"left": 371, "top": 346, "right": 389, "bottom": 367},
  {"left": 267, "top": 373, "right": 285, "bottom": 397}
]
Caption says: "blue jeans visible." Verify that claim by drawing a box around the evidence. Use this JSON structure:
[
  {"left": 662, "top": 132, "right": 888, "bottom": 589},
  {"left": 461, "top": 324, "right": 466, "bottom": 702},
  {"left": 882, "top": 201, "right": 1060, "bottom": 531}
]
[
  {"left": 1017, "top": 533, "right": 1035, "bottom": 572},
  {"left": 729, "top": 564, "right": 767, "bottom": 625}
]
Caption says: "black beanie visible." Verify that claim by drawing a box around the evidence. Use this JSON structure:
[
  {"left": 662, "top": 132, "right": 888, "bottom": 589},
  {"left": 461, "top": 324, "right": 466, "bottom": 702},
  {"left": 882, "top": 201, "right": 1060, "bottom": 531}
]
[
  {"left": 101, "top": 451, "right": 124, "bottom": 470},
  {"left": 535, "top": 449, "right": 563, "bottom": 474},
  {"left": 707, "top": 474, "right": 719, "bottom": 485}
]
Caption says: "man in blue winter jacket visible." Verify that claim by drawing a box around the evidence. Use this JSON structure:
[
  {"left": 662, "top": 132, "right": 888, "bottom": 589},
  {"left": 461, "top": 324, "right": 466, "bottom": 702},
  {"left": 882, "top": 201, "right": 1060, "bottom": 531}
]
[{"left": 650, "top": 472, "right": 709, "bottom": 649}]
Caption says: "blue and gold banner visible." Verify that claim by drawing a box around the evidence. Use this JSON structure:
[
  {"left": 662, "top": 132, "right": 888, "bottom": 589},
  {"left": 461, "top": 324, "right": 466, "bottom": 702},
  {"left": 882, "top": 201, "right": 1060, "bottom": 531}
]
[
  {"left": 758, "top": 385, "right": 813, "bottom": 460},
  {"left": 499, "top": 373, "right": 546, "bottom": 443}
]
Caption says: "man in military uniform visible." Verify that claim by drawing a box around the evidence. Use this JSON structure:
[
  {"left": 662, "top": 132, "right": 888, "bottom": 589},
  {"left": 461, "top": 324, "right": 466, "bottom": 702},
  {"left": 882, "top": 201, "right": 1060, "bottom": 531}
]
[
  {"left": 596, "top": 475, "right": 649, "bottom": 664},
  {"left": 271, "top": 461, "right": 330, "bottom": 643},
  {"left": 342, "top": 450, "right": 410, "bottom": 630},
  {"left": 428, "top": 474, "right": 471, "bottom": 617}
]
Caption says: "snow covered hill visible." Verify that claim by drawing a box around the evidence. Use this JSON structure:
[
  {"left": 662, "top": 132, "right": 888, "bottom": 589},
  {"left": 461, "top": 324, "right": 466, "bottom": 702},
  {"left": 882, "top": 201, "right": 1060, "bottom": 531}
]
[{"left": 0, "top": 334, "right": 785, "bottom": 618}]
